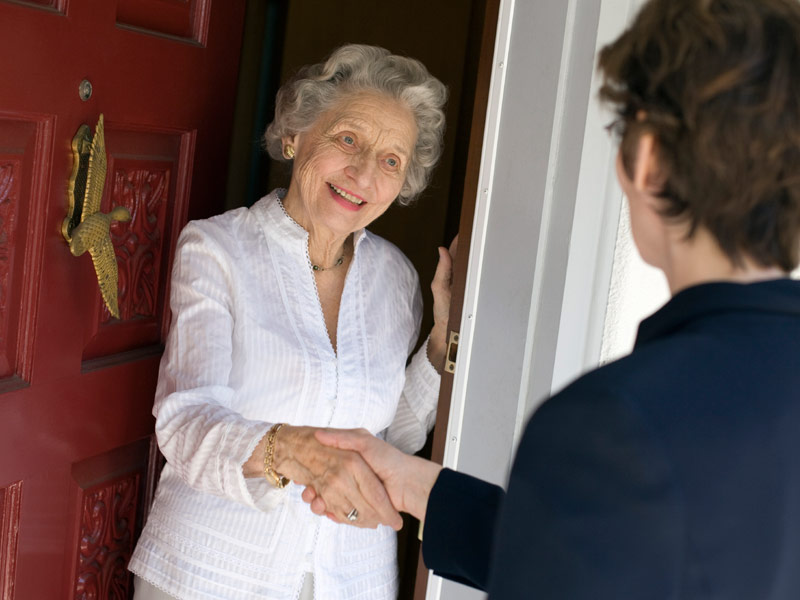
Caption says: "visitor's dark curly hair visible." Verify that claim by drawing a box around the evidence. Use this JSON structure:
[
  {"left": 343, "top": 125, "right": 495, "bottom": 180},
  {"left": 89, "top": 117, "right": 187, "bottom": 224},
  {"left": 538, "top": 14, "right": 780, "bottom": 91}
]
[{"left": 599, "top": 0, "right": 800, "bottom": 271}]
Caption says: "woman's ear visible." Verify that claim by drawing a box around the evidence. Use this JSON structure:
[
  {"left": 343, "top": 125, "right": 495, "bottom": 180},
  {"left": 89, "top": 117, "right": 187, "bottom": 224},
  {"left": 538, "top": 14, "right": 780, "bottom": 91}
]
[{"left": 281, "top": 134, "right": 299, "bottom": 159}]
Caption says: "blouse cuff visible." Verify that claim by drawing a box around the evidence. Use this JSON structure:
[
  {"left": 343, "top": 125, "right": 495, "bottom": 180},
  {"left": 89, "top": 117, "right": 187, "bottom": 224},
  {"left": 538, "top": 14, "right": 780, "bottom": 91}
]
[
  {"left": 224, "top": 421, "right": 286, "bottom": 512},
  {"left": 405, "top": 336, "right": 441, "bottom": 421}
]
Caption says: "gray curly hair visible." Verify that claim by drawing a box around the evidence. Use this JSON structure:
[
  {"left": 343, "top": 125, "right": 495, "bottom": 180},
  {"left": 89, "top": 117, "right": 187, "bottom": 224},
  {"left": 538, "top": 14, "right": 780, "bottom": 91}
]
[{"left": 264, "top": 44, "right": 447, "bottom": 205}]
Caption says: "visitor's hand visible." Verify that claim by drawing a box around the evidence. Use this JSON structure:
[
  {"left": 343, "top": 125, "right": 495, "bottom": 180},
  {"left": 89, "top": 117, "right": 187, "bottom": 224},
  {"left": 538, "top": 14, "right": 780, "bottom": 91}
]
[{"left": 302, "top": 428, "right": 443, "bottom": 523}]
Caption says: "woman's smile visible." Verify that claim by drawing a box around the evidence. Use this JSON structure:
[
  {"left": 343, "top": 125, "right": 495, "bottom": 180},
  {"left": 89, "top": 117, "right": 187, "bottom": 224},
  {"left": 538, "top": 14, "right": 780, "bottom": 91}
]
[{"left": 327, "top": 182, "right": 365, "bottom": 210}]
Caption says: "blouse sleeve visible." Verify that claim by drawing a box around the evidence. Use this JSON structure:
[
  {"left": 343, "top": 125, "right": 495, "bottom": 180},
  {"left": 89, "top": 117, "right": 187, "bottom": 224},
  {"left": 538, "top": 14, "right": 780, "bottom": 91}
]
[
  {"left": 153, "top": 222, "right": 283, "bottom": 512},
  {"left": 385, "top": 272, "right": 441, "bottom": 454}
]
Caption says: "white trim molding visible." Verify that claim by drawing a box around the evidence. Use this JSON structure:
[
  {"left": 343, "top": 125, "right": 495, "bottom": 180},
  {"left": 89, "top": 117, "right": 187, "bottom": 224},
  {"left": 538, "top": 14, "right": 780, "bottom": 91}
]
[{"left": 430, "top": 1, "right": 645, "bottom": 598}]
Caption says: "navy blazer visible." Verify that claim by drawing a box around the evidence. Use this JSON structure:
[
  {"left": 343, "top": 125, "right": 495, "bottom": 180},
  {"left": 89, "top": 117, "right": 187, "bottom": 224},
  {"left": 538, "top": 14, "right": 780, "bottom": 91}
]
[{"left": 423, "top": 279, "right": 800, "bottom": 599}]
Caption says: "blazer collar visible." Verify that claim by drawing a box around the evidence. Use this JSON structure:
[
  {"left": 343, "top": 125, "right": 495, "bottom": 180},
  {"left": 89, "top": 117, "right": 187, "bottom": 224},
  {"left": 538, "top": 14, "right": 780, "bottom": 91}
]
[{"left": 635, "top": 278, "right": 800, "bottom": 348}]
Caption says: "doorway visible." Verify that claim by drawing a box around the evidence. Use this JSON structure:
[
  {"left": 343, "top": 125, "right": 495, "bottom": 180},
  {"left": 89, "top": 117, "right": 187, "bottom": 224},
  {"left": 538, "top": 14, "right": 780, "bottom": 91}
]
[{"left": 224, "top": 2, "right": 493, "bottom": 597}]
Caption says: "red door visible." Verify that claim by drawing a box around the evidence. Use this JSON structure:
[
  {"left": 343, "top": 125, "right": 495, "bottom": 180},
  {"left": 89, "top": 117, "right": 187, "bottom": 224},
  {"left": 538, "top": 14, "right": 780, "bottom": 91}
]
[{"left": 0, "top": 1, "right": 246, "bottom": 597}]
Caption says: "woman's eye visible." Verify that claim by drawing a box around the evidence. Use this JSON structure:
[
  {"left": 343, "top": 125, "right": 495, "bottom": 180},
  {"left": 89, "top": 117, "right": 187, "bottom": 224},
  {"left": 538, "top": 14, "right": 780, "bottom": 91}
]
[
  {"left": 342, "top": 135, "right": 355, "bottom": 145},
  {"left": 386, "top": 157, "right": 398, "bottom": 168}
]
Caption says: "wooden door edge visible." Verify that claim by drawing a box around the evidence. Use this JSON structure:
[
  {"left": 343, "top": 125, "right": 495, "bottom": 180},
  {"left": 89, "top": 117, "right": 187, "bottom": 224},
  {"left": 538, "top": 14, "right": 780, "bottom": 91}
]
[{"left": 412, "top": 0, "right": 502, "bottom": 596}]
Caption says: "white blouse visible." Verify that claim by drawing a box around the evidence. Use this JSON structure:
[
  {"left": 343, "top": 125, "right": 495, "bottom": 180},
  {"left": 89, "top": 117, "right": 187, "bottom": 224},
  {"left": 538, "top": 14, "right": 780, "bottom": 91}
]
[{"left": 128, "top": 190, "right": 440, "bottom": 600}]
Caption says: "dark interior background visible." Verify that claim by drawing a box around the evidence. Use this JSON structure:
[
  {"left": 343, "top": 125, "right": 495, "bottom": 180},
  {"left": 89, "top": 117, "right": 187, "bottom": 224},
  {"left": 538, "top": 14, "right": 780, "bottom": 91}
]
[{"left": 223, "top": 1, "right": 490, "bottom": 596}]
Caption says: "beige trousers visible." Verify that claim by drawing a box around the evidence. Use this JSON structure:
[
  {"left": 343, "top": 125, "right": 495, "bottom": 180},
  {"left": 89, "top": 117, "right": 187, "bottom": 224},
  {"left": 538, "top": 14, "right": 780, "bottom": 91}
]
[{"left": 132, "top": 573, "right": 314, "bottom": 599}]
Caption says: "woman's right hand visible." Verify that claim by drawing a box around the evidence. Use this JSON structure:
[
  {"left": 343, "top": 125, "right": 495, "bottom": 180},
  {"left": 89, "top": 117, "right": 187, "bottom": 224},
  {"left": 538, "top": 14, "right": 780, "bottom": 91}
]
[
  {"left": 427, "top": 236, "right": 458, "bottom": 372},
  {"left": 246, "top": 425, "right": 403, "bottom": 531}
]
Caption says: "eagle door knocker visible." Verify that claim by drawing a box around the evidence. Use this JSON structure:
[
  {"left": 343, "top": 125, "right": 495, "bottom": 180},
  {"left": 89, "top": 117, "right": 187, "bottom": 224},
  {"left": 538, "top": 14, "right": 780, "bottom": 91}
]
[{"left": 62, "top": 114, "right": 131, "bottom": 319}]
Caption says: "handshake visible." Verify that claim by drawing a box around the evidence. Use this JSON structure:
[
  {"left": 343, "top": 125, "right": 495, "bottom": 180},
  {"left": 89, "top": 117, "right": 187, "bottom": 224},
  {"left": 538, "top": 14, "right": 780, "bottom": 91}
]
[{"left": 269, "top": 427, "right": 443, "bottom": 531}]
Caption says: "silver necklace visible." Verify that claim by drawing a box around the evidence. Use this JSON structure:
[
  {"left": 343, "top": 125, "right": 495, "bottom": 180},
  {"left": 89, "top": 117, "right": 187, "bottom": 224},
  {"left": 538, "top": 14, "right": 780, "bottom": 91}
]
[
  {"left": 311, "top": 253, "right": 345, "bottom": 272},
  {"left": 276, "top": 196, "right": 346, "bottom": 272}
]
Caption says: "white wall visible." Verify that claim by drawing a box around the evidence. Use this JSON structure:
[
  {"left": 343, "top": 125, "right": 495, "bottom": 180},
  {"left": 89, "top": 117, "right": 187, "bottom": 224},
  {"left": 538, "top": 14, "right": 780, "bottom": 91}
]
[{"left": 599, "top": 199, "right": 670, "bottom": 364}]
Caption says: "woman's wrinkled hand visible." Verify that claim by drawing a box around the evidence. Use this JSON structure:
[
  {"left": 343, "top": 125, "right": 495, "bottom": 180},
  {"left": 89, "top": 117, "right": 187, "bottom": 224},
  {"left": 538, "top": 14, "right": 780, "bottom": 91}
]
[
  {"left": 272, "top": 425, "right": 403, "bottom": 531},
  {"left": 428, "top": 235, "right": 458, "bottom": 372}
]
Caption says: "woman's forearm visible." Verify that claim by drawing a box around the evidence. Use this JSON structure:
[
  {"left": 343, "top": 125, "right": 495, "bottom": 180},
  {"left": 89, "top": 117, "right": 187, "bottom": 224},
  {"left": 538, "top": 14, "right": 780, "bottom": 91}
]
[{"left": 427, "top": 323, "right": 448, "bottom": 374}]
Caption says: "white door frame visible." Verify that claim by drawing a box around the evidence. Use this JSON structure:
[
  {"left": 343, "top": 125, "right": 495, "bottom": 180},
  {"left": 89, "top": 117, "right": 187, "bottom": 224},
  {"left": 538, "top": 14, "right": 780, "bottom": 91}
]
[{"left": 429, "top": 1, "right": 642, "bottom": 598}]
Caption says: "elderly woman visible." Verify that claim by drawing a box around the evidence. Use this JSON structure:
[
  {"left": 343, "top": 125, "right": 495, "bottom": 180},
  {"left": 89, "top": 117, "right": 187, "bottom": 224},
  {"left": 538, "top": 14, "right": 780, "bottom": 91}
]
[
  {"left": 128, "top": 44, "right": 450, "bottom": 599},
  {"left": 310, "top": 0, "right": 800, "bottom": 598}
]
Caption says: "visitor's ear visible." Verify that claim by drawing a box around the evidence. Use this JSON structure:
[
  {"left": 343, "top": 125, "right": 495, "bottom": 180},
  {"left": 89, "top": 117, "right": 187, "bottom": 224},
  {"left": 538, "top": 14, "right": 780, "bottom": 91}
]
[{"left": 632, "top": 133, "right": 663, "bottom": 196}]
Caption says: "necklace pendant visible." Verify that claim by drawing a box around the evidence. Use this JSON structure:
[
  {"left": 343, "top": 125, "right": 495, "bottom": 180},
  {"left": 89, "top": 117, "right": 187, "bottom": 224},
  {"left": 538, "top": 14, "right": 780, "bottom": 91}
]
[{"left": 310, "top": 252, "right": 345, "bottom": 272}]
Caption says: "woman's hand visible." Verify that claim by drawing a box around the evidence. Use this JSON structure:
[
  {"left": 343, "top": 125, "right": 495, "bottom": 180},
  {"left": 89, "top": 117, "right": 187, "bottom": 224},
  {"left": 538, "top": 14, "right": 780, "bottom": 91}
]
[
  {"left": 427, "top": 236, "right": 458, "bottom": 373},
  {"left": 264, "top": 425, "right": 403, "bottom": 530}
]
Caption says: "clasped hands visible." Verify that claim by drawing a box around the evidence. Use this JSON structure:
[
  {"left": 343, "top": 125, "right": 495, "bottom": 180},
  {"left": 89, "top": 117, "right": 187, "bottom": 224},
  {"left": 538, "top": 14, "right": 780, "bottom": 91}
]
[
  {"left": 251, "top": 425, "right": 440, "bottom": 530},
  {"left": 293, "top": 427, "right": 442, "bottom": 530}
]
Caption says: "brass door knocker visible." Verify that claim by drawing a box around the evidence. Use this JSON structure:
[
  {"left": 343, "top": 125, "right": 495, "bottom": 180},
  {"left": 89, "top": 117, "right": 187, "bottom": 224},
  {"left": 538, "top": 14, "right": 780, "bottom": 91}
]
[{"left": 63, "top": 114, "right": 131, "bottom": 318}]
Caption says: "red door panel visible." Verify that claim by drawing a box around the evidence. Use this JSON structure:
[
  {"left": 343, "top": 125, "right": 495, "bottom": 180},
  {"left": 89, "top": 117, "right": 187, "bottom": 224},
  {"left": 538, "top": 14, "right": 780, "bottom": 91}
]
[
  {"left": 69, "top": 438, "right": 153, "bottom": 599},
  {"left": 117, "top": 0, "right": 211, "bottom": 42},
  {"left": 82, "top": 124, "right": 193, "bottom": 363},
  {"left": 0, "top": 113, "right": 52, "bottom": 386},
  {"left": 0, "top": 0, "right": 246, "bottom": 597},
  {"left": 12, "top": 0, "right": 62, "bottom": 9},
  {"left": 0, "top": 479, "right": 23, "bottom": 599}
]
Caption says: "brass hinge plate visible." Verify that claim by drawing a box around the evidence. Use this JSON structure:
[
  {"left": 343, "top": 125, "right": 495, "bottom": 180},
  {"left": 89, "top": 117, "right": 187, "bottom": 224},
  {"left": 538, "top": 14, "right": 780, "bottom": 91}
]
[{"left": 444, "top": 330, "right": 459, "bottom": 374}]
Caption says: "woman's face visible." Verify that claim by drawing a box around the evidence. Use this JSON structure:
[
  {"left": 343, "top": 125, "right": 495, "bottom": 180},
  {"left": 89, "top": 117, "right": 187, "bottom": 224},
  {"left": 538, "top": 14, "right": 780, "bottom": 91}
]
[{"left": 284, "top": 91, "right": 418, "bottom": 240}]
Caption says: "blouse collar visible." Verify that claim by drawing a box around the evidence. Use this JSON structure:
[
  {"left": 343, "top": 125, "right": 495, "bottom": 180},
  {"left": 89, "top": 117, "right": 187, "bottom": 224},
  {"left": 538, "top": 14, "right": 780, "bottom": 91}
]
[{"left": 254, "top": 188, "right": 369, "bottom": 255}]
